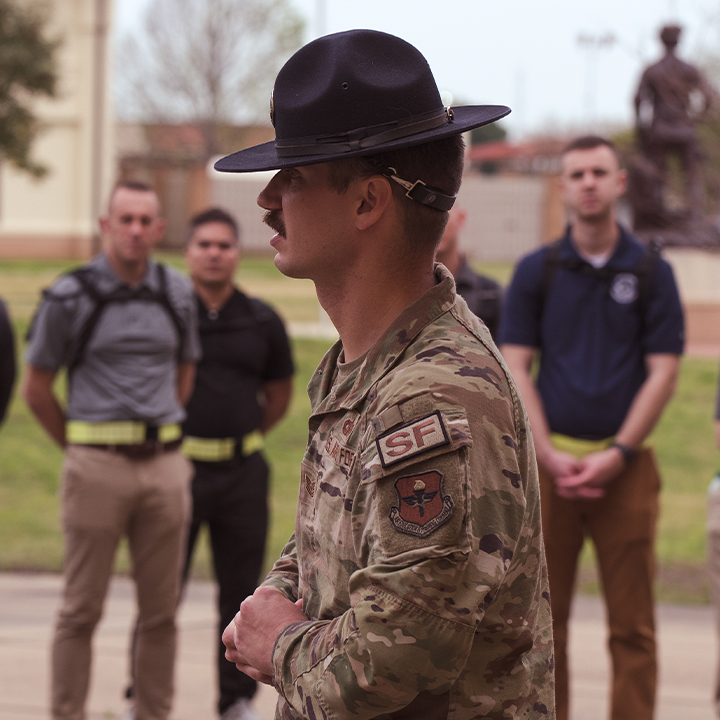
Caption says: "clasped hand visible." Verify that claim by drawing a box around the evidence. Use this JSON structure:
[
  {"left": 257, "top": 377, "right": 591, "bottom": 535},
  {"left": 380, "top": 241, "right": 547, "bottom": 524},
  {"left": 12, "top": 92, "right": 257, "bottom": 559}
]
[
  {"left": 222, "top": 585, "right": 307, "bottom": 685},
  {"left": 545, "top": 447, "right": 625, "bottom": 500}
]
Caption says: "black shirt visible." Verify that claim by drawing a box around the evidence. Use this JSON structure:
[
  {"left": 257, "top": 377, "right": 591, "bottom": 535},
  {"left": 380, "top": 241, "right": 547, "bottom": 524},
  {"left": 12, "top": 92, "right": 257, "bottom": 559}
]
[
  {"left": 454, "top": 259, "right": 503, "bottom": 340},
  {"left": 0, "top": 298, "right": 15, "bottom": 426},
  {"left": 184, "top": 289, "right": 294, "bottom": 439}
]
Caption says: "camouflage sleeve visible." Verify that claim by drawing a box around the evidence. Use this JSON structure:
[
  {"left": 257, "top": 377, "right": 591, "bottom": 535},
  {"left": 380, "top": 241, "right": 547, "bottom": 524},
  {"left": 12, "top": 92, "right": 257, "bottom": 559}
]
[
  {"left": 271, "top": 390, "right": 533, "bottom": 718},
  {"left": 262, "top": 534, "right": 300, "bottom": 602}
]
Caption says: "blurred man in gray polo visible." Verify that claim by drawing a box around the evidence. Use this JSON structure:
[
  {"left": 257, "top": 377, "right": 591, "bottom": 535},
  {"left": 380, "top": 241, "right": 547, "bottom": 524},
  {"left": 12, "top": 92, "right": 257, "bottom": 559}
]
[{"left": 23, "top": 180, "right": 201, "bottom": 720}]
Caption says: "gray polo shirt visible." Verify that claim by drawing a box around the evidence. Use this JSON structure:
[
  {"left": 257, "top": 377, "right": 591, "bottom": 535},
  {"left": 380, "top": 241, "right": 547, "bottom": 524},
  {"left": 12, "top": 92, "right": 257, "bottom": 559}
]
[{"left": 27, "top": 254, "right": 201, "bottom": 424}]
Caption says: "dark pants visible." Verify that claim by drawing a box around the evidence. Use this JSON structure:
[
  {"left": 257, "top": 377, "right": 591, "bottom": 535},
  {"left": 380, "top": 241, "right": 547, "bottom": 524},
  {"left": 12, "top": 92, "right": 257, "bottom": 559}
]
[{"left": 185, "top": 452, "right": 270, "bottom": 714}]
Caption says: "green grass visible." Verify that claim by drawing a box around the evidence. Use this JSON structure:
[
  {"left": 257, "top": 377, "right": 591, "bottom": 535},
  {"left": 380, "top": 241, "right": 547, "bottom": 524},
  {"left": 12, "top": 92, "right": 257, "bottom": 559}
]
[{"left": 1, "top": 256, "right": 718, "bottom": 603}]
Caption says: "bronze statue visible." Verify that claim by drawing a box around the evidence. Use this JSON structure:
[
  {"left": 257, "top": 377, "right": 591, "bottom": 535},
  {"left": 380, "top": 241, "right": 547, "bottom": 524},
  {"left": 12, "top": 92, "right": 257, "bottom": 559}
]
[{"left": 630, "top": 24, "right": 719, "bottom": 246}]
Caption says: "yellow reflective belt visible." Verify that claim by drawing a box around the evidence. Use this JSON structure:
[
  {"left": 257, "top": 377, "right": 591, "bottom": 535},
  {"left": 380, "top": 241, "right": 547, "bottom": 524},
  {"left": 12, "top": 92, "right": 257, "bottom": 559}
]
[
  {"left": 158, "top": 424, "right": 182, "bottom": 442},
  {"left": 182, "top": 437, "right": 235, "bottom": 461},
  {"left": 242, "top": 430, "right": 264, "bottom": 456},
  {"left": 182, "top": 430, "right": 264, "bottom": 462},
  {"left": 550, "top": 433, "right": 613, "bottom": 459},
  {"left": 66, "top": 421, "right": 181, "bottom": 445}
]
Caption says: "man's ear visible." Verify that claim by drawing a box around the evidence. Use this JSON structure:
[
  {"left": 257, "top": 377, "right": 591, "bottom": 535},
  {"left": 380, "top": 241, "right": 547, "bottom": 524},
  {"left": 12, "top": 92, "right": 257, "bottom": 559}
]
[
  {"left": 617, "top": 168, "right": 628, "bottom": 196},
  {"left": 355, "top": 175, "right": 393, "bottom": 231},
  {"left": 152, "top": 217, "right": 167, "bottom": 244}
]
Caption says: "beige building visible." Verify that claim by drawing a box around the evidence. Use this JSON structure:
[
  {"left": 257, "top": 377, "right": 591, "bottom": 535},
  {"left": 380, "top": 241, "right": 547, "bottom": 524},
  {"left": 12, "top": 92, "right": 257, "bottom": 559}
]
[{"left": 0, "top": 0, "right": 114, "bottom": 259}]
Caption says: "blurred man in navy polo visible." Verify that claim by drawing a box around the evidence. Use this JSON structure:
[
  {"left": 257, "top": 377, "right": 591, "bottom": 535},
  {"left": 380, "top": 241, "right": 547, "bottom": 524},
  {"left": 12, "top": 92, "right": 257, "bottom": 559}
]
[{"left": 500, "top": 135, "right": 684, "bottom": 720}]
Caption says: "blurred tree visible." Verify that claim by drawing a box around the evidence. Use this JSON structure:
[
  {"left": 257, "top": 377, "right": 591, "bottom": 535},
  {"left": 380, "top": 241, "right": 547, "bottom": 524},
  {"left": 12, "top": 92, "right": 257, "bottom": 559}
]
[
  {"left": 0, "top": 0, "right": 58, "bottom": 177},
  {"left": 470, "top": 121, "right": 507, "bottom": 146},
  {"left": 116, "top": 0, "right": 304, "bottom": 159}
]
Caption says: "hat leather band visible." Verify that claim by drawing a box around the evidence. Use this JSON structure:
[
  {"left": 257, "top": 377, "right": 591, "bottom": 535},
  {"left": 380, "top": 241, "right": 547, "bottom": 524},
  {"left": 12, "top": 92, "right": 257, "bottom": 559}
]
[{"left": 275, "top": 107, "right": 452, "bottom": 158}]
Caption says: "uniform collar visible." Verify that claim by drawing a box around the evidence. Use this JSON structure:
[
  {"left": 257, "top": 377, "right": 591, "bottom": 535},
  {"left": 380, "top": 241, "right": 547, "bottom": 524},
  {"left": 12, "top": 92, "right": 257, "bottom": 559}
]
[{"left": 308, "top": 263, "right": 457, "bottom": 414}]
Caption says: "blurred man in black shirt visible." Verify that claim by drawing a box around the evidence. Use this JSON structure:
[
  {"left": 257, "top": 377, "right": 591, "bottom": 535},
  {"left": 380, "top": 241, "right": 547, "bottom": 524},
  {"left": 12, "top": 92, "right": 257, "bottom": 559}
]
[
  {"left": 435, "top": 206, "right": 503, "bottom": 339},
  {"left": 182, "top": 208, "right": 294, "bottom": 720}
]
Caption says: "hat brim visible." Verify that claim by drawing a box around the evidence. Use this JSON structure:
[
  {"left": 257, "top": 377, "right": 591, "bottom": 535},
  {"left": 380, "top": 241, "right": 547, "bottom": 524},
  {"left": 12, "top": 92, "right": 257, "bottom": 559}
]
[{"left": 215, "top": 105, "right": 511, "bottom": 173}]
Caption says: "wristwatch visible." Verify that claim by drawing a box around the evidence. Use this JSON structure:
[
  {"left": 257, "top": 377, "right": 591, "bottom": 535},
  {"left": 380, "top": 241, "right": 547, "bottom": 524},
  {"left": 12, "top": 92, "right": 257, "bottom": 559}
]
[{"left": 611, "top": 442, "right": 637, "bottom": 466}]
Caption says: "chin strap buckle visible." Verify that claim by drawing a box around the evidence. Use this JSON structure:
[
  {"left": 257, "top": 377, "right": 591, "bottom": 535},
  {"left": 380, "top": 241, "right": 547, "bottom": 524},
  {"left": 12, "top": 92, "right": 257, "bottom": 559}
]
[{"left": 382, "top": 167, "right": 456, "bottom": 211}]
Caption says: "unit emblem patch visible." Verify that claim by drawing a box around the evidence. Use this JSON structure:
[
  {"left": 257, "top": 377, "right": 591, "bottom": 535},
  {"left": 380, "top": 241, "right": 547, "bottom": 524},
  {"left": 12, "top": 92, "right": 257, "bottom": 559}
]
[
  {"left": 389, "top": 471, "right": 453, "bottom": 537},
  {"left": 375, "top": 411, "right": 449, "bottom": 468}
]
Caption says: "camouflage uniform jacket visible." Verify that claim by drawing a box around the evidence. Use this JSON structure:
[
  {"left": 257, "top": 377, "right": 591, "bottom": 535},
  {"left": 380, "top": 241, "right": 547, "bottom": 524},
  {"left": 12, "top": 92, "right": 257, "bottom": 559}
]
[{"left": 263, "top": 264, "right": 555, "bottom": 719}]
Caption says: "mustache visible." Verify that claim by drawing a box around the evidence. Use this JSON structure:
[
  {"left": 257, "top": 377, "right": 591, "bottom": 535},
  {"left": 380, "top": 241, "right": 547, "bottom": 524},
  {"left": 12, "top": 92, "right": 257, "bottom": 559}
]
[{"left": 263, "top": 210, "right": 286, "bottom": 237}]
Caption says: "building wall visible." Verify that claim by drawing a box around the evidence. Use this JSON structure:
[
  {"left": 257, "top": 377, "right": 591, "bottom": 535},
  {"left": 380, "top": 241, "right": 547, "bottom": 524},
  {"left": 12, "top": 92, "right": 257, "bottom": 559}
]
[{"left": 0, "top": 0, "right": 115, "bottom": 259}]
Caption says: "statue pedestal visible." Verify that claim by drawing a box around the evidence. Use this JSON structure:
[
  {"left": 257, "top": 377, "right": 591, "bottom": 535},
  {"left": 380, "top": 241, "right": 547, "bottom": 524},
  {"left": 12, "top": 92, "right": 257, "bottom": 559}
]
[
  {"left": 663, "top": 247, "right": 720, "bottom": 350},
  {"left": 634, "top": 217, "right": 720, "bottom": 249}
]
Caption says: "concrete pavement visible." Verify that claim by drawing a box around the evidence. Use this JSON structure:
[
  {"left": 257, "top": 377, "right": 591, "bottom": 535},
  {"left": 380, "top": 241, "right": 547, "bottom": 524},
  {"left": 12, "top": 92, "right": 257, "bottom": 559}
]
[{"left": 0, "top": 572, "right": 716, "bottom": 719}]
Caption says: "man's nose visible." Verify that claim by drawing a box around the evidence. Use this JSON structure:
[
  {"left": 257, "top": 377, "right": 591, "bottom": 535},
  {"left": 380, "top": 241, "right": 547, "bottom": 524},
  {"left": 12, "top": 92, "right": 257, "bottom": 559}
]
[
  {"left": 257, "top": 171, "right": 283, "bottom": 209},
  {"left": 129, "top": 219, "right": 145, "bottom": 235}
]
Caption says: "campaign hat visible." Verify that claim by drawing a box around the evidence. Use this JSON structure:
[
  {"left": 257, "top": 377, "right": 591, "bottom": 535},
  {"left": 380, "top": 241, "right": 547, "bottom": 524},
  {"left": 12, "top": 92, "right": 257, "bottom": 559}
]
[{"left": 215, "top": 29, "right": 510, "bottom": 174}]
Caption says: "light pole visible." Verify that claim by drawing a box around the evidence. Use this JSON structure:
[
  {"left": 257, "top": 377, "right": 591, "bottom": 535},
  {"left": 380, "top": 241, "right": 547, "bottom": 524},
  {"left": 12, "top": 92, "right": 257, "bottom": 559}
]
[{"left": 90, "top": 0, "right": 110, "bottom": 255}]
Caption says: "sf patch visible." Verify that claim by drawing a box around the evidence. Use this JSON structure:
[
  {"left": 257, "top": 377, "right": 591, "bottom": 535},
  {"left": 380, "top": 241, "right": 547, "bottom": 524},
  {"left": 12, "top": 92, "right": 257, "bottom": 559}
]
[
  {"left": 376, "top": 411, "right": 449, "bottom": 468},
  {"left": 389, "top": 470, "right": 453, "bottom": 537}
]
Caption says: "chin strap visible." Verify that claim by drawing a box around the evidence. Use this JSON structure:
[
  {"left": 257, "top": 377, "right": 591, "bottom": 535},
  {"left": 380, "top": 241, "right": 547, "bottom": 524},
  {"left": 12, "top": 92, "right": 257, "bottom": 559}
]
[{"left": 381, "top": 166, "right": 456, "bottom": 211}]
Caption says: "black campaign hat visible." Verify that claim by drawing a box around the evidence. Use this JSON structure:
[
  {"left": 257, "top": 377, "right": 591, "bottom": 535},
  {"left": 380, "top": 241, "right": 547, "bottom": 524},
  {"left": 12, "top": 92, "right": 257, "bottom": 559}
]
[{"left": 215, "top": 29, "right": 510, "bottom": 174}]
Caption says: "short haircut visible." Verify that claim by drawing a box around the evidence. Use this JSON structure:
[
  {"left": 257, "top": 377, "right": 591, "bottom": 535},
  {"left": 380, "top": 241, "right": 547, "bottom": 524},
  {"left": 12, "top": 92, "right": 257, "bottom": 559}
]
[
  {"left": 114, "top": 179, "right": 154, "bottom": 194},
  {"left": 562, "top": 135, "right": 619, "bottom": 159},
  {"left": 326, "top": 134, "right": 466, "bottom": 249},
  {"left": 186, "top": 207, "right": 240, "bottom": 245},
  {"left": 108, "top": 179, "right": 159, "bottom": 212}
]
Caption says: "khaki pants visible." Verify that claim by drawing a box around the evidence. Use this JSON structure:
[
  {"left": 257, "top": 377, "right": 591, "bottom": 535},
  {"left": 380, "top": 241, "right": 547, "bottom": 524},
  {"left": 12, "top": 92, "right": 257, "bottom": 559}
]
[
  {"left": 51, "top": 445, "right": 192, "bottom": 720},
  {"left": 539, "top": 448, "right": 660, "bottom": 720}
]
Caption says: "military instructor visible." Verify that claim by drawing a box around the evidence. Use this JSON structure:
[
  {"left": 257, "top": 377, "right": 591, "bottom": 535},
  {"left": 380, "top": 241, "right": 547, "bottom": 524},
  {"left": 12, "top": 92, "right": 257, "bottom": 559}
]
[{"left": 219, "top": 30, "right": 555, "bottom": 719}]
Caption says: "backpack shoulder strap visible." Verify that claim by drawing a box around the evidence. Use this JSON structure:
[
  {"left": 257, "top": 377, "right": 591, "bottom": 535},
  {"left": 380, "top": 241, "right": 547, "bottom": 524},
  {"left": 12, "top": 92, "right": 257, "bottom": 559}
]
[
  {"left": 538, "top": 237, "right": 564, "bottom": 320},
  {"left": 66, "top": 269, "right": 114, "bottom": 374},
  {"left": 26, "top": 267, "right": 99, "bottom": 343},
  {"left": 153, "top": 263, "right": 187, "bottom": 362},
  {"left": 635, "top": 238, "right": 662, "bottom": 328}
]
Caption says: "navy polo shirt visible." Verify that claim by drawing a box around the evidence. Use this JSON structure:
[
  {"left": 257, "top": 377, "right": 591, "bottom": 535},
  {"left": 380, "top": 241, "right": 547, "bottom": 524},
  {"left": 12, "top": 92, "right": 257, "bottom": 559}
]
[{"left": 499, "top": 226, "right": 684, "bottom": 439}]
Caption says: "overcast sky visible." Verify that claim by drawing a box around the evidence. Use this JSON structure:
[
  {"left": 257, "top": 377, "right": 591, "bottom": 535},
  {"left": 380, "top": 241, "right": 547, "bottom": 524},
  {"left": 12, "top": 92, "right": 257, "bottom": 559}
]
[{"left": 113, "top": 0, "right": 720, "bottom": 139}]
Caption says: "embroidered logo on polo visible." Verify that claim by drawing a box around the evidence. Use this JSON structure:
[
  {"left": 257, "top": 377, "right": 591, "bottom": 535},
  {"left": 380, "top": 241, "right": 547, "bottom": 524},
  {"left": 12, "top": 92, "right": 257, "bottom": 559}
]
[
  {"left": 375, "top": 411, "right": 450, "bottom": 468},
  {"left": 324, "top": 433, "right": 356, "bottom": 471},
  {"left": 389, "top": 471, "right": 453, "bottom": 537},
  {"left": 610, "top": 273, "right": 639, "bottom": 304}
]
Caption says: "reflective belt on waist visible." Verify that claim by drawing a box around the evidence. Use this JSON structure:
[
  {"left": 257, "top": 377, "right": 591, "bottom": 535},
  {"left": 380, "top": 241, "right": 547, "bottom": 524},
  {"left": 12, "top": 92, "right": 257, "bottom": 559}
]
[
  {"left": 550, "top": 433, "right": 614, "bottom": 459},
  {"left": 182, "top": 430, "right": 264, "bottom": 462},
  {"left": 66, "top": 420, "right": 182, "bottom": 445}
]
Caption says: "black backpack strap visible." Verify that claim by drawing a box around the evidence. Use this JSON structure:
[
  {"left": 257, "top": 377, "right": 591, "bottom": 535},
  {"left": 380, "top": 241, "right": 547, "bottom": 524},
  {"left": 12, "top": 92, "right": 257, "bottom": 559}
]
[
  {"left": 538, "top": 238, "right": 564, "bottom": 321},
  {"left": 153, "top": 264, "right": 187, "bottom": 363},
  {"left": 70, "top": 264, "right": 188, "bottom": 372},
  {"left": 26, "top": 267, "right": 99, "bottom": 343},
  {"left": 635, "top": 238, "right": 662, "bottom": 326},
  {"left": 67, "top": 268, "right": 114, "bottom": 374}
]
